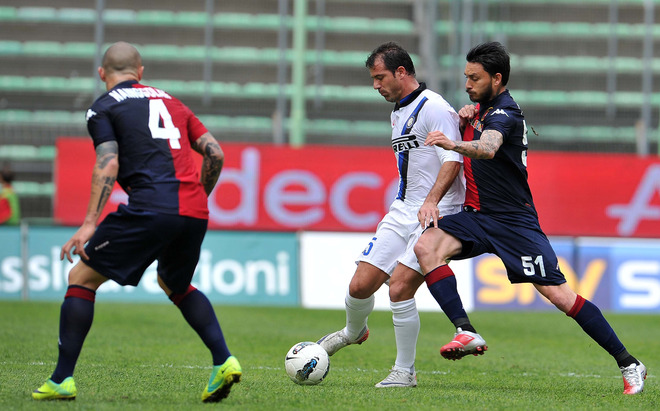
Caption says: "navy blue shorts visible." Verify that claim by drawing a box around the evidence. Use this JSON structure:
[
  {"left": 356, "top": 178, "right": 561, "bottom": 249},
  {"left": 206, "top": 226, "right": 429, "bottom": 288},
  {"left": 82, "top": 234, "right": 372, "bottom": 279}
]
[
  {"left": 83, "top": 204, "right": 208, "bottom": 294},
  {"left": 436, "top": 210, "right": 566, "bottom": 286}
]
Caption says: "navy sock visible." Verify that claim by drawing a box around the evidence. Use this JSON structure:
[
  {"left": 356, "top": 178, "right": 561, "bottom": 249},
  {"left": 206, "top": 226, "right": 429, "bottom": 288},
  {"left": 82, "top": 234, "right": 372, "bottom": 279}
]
[
  {"left": 51, "top": 285, "right": 96, "bottom": 384},
  {"left": 425, "top": 265, "right": 476, "bottom": 333},
  {"left": 171, "top": 286, "right": 230, "bottom": 366},
  {"left": 567, "top": 295, "right": 629, "bottom": 364}
]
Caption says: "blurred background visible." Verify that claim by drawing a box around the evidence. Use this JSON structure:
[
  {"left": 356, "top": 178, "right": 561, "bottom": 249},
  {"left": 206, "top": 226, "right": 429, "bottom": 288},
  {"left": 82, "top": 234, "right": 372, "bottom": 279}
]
[
  {"left": 1, "top": 1, "right": 659, "bottom": 312},
  {"left": 1, "top": 0, "right": 660, "bottom": 220}
]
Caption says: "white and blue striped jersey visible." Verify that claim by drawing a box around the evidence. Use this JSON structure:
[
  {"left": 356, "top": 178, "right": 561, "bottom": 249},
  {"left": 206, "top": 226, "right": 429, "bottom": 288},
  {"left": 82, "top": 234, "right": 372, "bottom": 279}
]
[{"left": 390, "top": 84, "right": 465, "bottom": 207}]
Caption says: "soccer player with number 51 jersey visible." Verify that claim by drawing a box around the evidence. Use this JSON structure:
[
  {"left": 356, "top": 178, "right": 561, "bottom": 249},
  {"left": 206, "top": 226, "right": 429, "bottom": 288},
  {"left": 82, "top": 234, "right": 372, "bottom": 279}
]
[{"left": 417, "top": 41, "right": 646, "bottom": 395}]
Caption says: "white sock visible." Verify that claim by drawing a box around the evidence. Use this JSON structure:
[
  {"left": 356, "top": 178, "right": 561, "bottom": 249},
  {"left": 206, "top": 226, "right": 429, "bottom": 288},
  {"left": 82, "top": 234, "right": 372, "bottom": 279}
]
[
  {"left": 344, "top": 290, "right": 374, "bottom": 340},
  {"left": 391, "top": 298, "right": 419, "bottom": 373}
]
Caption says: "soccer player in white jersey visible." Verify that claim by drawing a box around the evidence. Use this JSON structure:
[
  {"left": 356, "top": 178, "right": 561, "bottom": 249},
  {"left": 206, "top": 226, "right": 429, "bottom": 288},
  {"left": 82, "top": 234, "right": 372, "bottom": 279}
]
[{"left": 317, "top": 42, "right": 466, "bottom": 387}]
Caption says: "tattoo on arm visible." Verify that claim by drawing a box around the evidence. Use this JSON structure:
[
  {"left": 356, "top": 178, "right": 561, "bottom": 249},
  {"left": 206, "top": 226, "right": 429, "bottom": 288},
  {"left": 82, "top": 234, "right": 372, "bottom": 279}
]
[
  {"left": 194, "top": 133, "right": 224, "bottom": 195},
  {"left": 96, "top": 176, "right": 115, "bottom": 212},
  {"left": 453, "top": 129, "right": 503, "bottom": 159},
  {"left": 92, "top": 141, "right": 118, "bottom": 214},
  {"left": 96, "top": 141, "right": 119, "bottom": 169}
]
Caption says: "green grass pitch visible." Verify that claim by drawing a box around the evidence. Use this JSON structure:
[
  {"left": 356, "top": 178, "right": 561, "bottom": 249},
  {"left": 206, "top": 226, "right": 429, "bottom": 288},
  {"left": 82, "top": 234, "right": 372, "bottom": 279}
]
[{"left": 1, "top": 300, "right": 658, "bottom": 410}]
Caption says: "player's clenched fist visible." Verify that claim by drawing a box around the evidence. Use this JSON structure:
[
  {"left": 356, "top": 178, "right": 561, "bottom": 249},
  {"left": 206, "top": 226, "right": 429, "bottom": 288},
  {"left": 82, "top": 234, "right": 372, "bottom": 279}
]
[{"left": 458, "top": 104, "right": 477, "bottom": 132}]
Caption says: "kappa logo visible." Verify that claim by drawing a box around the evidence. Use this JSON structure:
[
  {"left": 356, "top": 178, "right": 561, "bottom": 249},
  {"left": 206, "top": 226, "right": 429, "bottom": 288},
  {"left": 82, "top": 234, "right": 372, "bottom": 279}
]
[
  {"left": 491, "top": 108, "right": 509, "bottom": 117},
  {"left": 606, "top": 164, "right": 660, "bottom": 236}
]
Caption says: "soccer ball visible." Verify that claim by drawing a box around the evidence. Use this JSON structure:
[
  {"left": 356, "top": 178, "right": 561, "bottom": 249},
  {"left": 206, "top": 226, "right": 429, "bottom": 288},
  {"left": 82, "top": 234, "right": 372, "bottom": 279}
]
[{"left": 284, "top": 341, "right": 330, "bottom": 385}]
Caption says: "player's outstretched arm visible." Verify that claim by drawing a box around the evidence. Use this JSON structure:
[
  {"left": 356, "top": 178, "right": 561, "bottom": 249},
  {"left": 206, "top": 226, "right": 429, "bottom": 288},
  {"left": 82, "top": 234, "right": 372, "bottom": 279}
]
[
  {"left": 192, "top": 132, "right": 224, "bottom": 195},
  {"left": 426, "top": 129, "right": 503, "bottom": 159},
  {"left": 61, "top": 140, "right": 118, "bottom": 262}
]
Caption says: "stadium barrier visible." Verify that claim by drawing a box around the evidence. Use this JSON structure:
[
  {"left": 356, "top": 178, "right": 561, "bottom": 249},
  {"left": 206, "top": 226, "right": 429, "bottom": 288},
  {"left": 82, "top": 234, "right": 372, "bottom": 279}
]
[{"left": 1, "top": 225, "right": 659, "bottom": 314}]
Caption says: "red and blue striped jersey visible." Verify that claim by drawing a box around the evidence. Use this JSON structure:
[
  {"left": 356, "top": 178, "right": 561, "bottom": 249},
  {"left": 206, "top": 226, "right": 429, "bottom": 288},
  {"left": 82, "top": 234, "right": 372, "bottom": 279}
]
[
  {"left": 462, "top": 90, "right": 536, "bottom": 216},
  {"left": 86, "top": 80, "right": 209, "bottom": 219}
]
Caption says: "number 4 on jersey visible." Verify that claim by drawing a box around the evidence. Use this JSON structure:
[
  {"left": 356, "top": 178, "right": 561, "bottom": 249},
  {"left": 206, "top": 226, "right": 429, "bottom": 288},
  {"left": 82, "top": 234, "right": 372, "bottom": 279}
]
[{"left": 148, "top": 99, "right": 181, "bottom": 149}]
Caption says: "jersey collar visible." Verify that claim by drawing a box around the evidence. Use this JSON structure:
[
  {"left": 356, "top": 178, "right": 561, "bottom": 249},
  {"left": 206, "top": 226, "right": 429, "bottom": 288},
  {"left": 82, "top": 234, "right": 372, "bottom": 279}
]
[
  {"left": 111, "top": 79, "right": 140, "bottom": 91},
  {"left": 479, "top": 89, "right": 510, "bottom": 113},
  {"left": 394, "top": 82, "right": 426, "bottom": 111}
]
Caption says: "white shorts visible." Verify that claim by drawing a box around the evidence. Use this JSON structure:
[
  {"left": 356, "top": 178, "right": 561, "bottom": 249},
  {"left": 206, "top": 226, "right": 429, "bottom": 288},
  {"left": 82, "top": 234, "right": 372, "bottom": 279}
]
[{"left": 356, "top": 200, "right": 462, "bottom": 275}]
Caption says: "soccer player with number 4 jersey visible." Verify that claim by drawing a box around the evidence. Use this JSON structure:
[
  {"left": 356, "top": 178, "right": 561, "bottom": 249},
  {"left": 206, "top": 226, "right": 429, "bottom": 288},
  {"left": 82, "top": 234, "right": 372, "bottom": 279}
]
[
  {"left": 416, "top": 41, "right": 646, "bottom": 395},
  {"left": 32, "top": 42, "right": 241, "bottom": 403}
]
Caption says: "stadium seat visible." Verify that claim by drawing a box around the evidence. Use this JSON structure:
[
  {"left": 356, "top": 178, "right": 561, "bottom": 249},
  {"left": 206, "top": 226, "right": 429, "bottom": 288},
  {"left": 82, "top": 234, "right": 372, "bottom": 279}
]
[
  {"left": 136, "top": 10, "right": 176, "bottom": 25},
  {"left": 213, "top": 13, "right": 265, "bottom": 29},
  {"left": 0, "top": 76, "right": 28, "bottom": 91},
  {"left": 31, "top": 110, "right": 83, "bottom": 125},
  {"left": 22, "top": 41, "right": 64, "bottom": 57},
  {"left": 140, "top": 44, "right": 184, "bottom": 60},
  {"left": 57, "top": 8, "right": 96, "bottom": 24},
  {"left": 16, "top": 7, "right": 57, "bottom": 22},
  {"left": 198, "top": 115, "right": 273, "bottom": 132},
  {"left": 12, "top": 181, "right": 55, "bottom": 197},
  {"left": 3, "top": 5, "right": 660, "bottom": 41},
  {"left": 0, "top": 110, "right": 33, "bottom": 123},
  {"left": 535, "top": 125, "right": 637, "bottom": 142},
  {"left": 102, "top": 9, "right": 137, "bottom": 24},
  {"left": 0, "top": 41, "right": 22, "bottom": 55},
  {"left": 0, "top": 6, "right": 17, "bottom": 21},
  {"left": 174, "top": 11, "right": 208, "bottom": 27},
  {"left": 243, "top": 82, "right": 283, "bottom": 98},
  {"left": 62, "top": 42, "right": 97, "bottom": 58},
  {"left": 0, "top": 145, "right": 56, "bottom": 161},
  {"left": 209, "top": 81, "right": 243, "bottom": 97}
]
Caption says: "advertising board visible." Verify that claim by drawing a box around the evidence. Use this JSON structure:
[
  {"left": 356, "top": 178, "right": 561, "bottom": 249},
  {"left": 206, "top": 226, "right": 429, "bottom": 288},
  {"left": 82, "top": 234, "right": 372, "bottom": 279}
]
[{"left": 55, "top": 139, "right": 660, "bottom": 238}]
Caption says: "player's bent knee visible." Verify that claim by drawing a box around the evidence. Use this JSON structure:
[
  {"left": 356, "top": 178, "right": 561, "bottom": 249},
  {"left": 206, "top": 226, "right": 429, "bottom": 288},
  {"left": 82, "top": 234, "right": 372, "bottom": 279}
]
[
  {"left": 413, "top": 237, "right": 426, "bottom": 258},
  {"left": 389, "top": 282, "right": 415, "bottom": 302},
  {"left": 67, "top": 261, "right": 107, "bottom": 291},
  {"left": 535, "top": 283, "right": 576, "bottom": 313},
  {"left": 414, "top": 235, "right": 433, "bottom": 262},
  {"left": 348, "top": 281, "right": 376, "bottom": 299}
]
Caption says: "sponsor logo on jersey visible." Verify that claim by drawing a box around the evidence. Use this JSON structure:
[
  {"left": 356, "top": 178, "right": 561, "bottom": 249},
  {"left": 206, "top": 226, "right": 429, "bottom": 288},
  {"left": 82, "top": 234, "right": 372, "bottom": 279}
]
[
  {"left": 85, "top": 109, "right": 97, "bottom": 121},
  {"left": 470, "top": 106, "right": 494, "bottom": 132},
  {"left": 406, "top": 116, "right": 416, "bottom": 130},
  {"left": 392, "top": 134, "right": 420, "bottom": 152},
  {"left": 470, "top": 117, "right": 484, "bottom": 132},
  {"left": 491, "top": 108, "right": 509, "bottom": 117}
]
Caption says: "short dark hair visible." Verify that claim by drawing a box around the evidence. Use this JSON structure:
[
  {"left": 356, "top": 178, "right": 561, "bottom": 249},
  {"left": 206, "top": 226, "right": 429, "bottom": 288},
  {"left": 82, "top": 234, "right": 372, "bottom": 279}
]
[
  {"left": 466, "top": 42, "right": 510, "bottom": 86},
  {"left": 0, "top": 169, "right": 14, "bottom": 184},
  {"left": 365, "top": 42, "right": 416, "bottom": 76}
]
